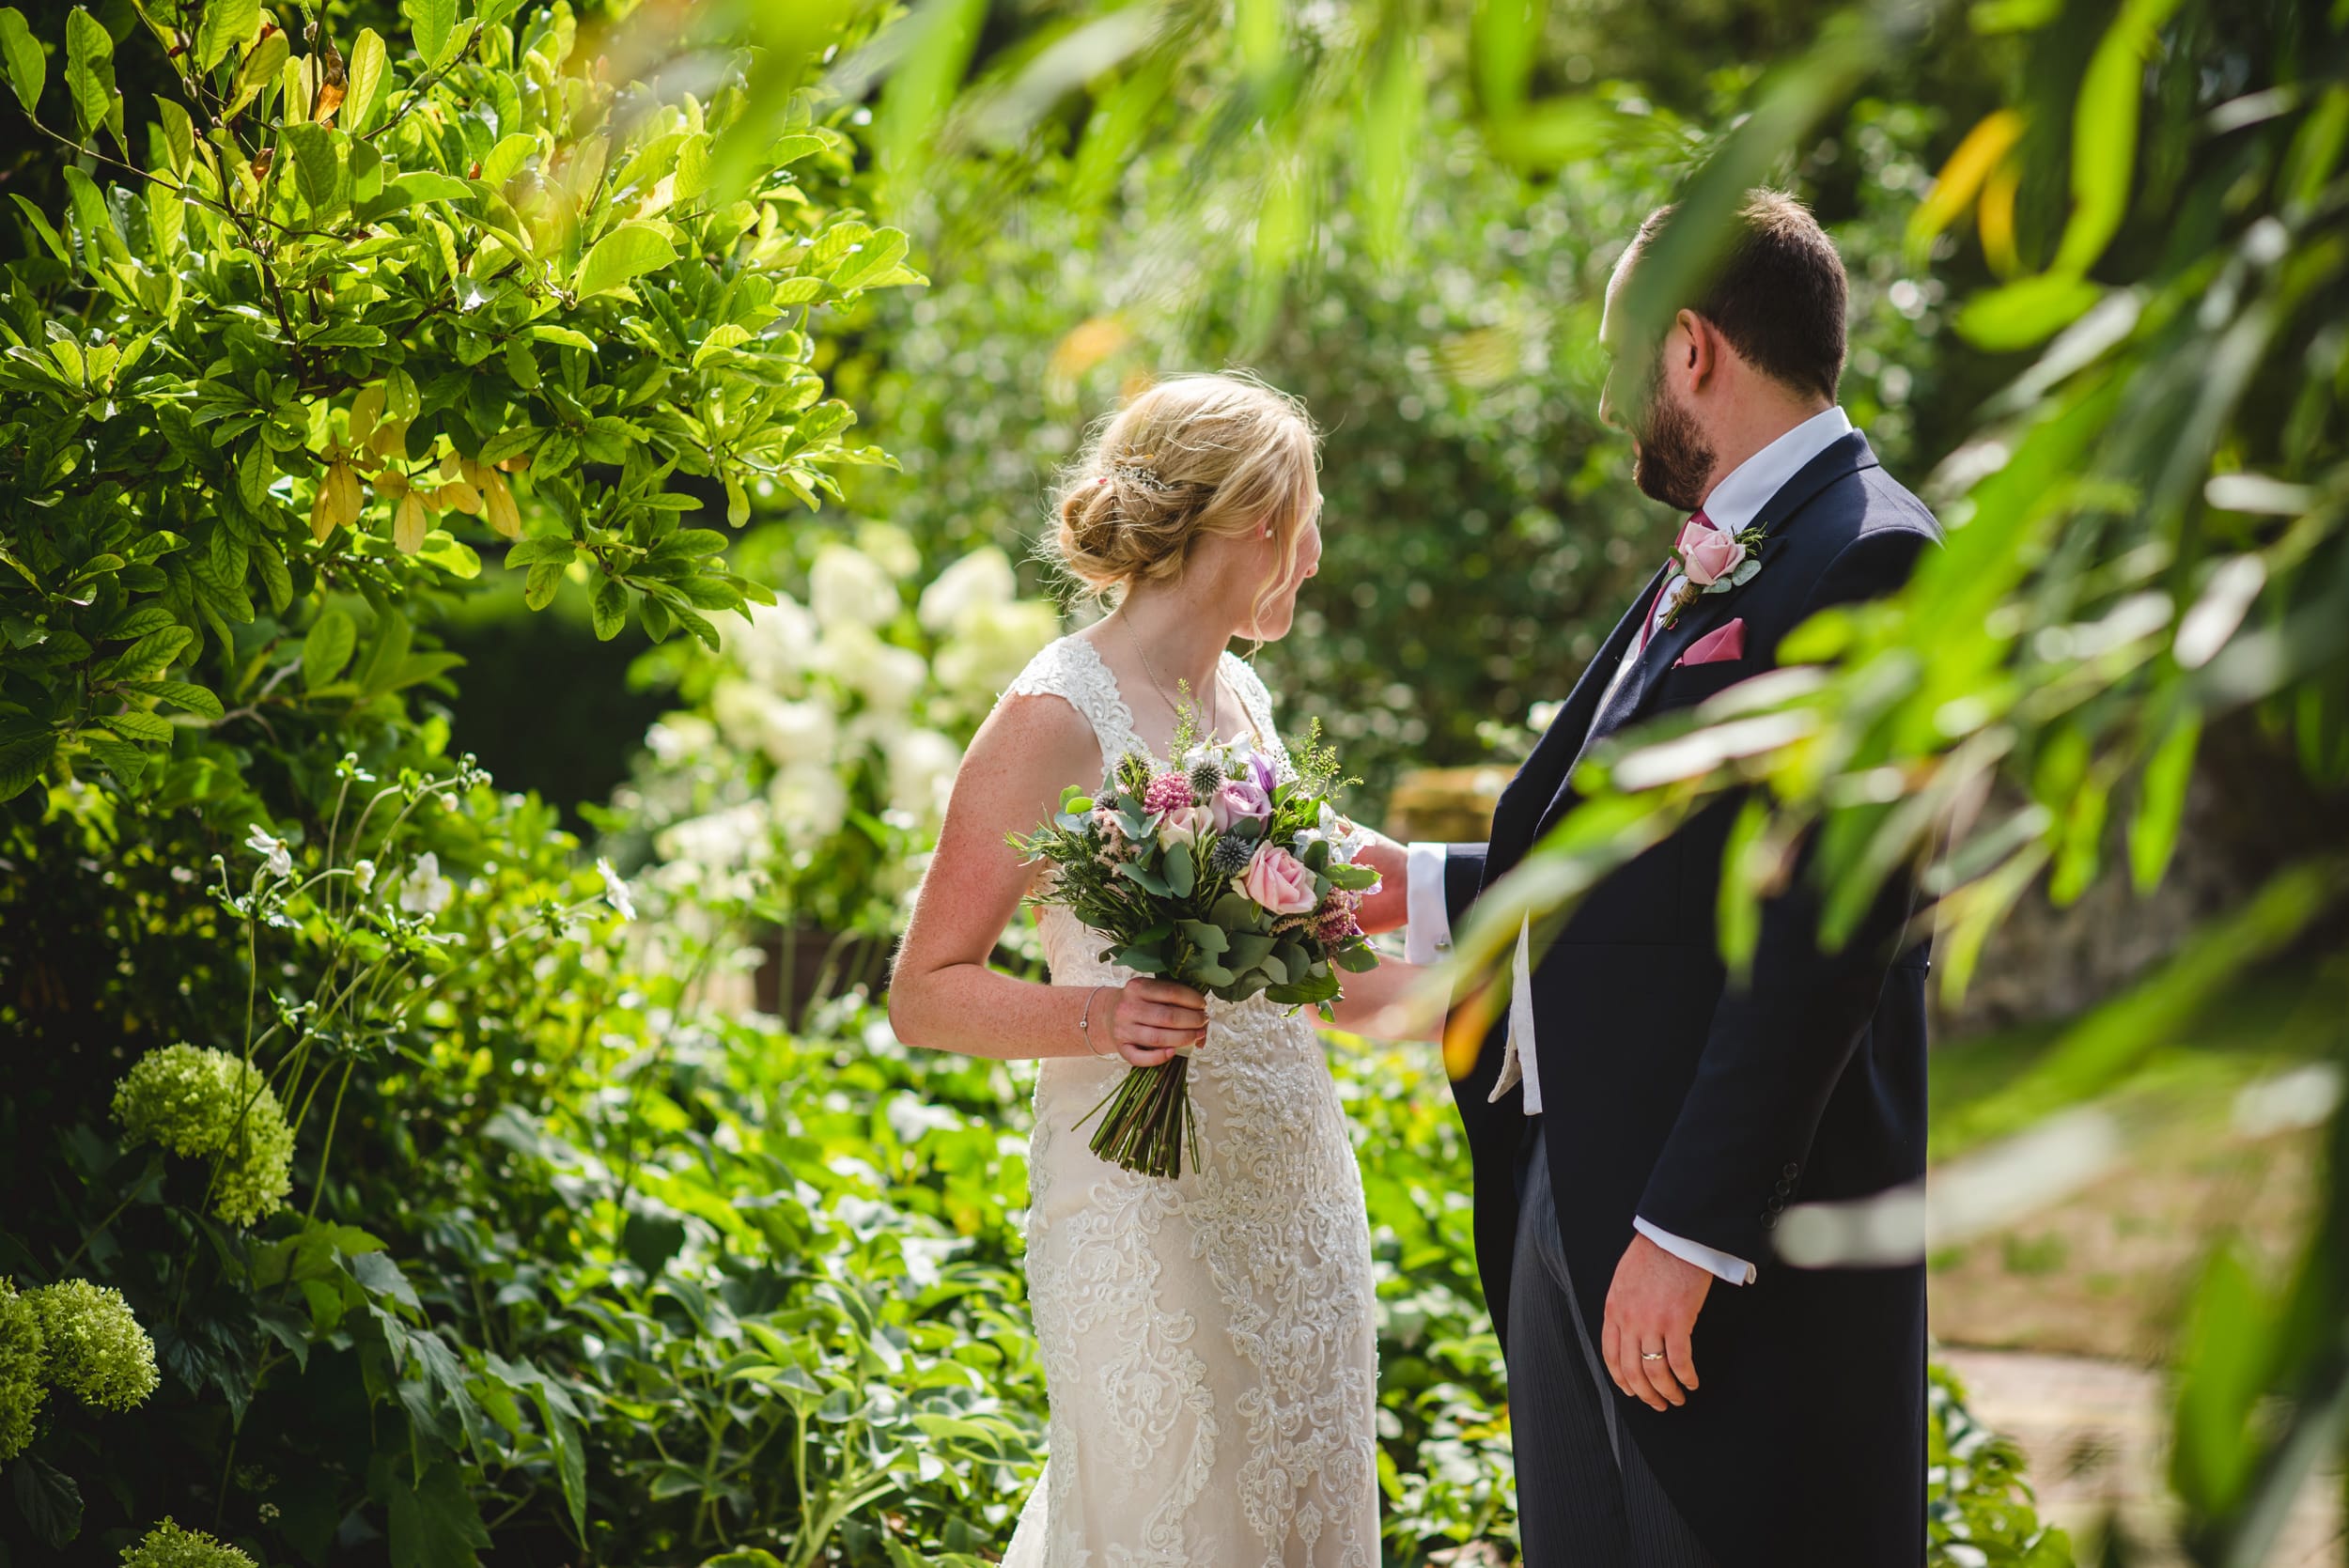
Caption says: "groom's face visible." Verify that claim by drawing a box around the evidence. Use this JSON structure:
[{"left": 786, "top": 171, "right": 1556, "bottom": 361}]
[{"left": 1600, "top": 257, "right": 1717, "bottom": 515}]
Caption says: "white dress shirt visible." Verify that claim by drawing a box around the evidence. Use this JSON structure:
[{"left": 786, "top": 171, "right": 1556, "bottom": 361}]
[{"left": 1403, "top": 406, "right": 1854, "bottom": 1287}]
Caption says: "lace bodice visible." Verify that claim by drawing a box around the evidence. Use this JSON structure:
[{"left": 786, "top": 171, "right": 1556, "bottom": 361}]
[{"left": 993, "top": 633, "right": 1378, "bottom": 1568}]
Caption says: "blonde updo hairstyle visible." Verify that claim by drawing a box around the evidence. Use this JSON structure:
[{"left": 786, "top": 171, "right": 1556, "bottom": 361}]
[{"left": 1045, "top": 372, "right": 1321, "bottom": 631}]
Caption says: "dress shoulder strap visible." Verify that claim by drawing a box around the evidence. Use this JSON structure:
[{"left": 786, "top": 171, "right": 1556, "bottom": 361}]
[
  {"left": 1220, "top": 651, "right": 1294, "bottom": 781},
  {"left": 1002, "top": 636, "right": 1146, "bottom": 771}
]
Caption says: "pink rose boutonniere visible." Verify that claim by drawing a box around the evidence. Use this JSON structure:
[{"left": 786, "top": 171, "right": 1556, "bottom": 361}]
[{"left": 1662, "top": 515, "right": 1767, "bottom": 629}]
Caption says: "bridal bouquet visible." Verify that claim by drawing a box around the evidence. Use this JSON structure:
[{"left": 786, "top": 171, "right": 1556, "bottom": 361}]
[{"left": 1011, "top": 720, "right": 1382, "bottom": 1178}]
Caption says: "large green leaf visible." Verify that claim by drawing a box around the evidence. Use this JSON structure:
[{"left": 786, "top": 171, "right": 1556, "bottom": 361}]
[
  {"left": 400, "top": 0, "right": 454, "bottom": 70},
  {"left": 302, "top": 608, "right": 356, "bottom": 691},
  {"left": 62, "top": 6, "right": 116, "bottom": 143},
  {"left": 343, "top": 27, "right": 385, "bottom": 131},
  {"left": 574, "top": 222, "right": 677, "bottom": 298},
  {"left": 194, "top": 0, "right": 258, "bottom": 72},
  {"left": 386, "top": 1459, "right": 490, "bottom": 1568},
  {"left": 0, "top": 8, "right": 43, "bottom": 116}
]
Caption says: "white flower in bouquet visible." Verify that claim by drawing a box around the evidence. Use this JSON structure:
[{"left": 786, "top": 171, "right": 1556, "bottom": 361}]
[
  {"left": 886, "top": 729, "right": 964, "bottom": 822},
  {"left": 934, "top": 599, "right": 1063, "bottom": 704},
  {"left": 817, "top": 623, "right": 928, "bottom": 714},
  {"left": 770, "top": 763, "right": 850, "bottom": 842},
  {"left": 810, "top": 544, "right": 900, "bottom": 630},
  {"left": 644, "top": 713, "right": 717, "bottom": 766},
  {"left": 724, "top": 598, "right": 818, "bottom": 689},
  {"left": 917, "top": 546, "right": 1017, "bottom": 633}
]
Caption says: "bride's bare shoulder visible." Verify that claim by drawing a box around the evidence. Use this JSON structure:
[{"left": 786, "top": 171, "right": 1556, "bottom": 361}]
[{"left": 963, "top": 685, "right": 1102, "bottom": 787}]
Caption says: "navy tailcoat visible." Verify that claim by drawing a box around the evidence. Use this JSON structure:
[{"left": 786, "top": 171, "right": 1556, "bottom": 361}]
[{"left": 1444, "top": 430, "right": 1940, "bottom": 1567}]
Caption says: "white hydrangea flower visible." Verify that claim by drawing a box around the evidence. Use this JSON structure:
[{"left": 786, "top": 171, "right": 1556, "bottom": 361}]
[
  {"left": 934, "top": 600, "right": 1062, "bottom": 703},
  {"left": 809, "top": 545, "right": 899, "bottom": 631},
  {"left": 243, "top": 824, "right": 293, "bottom": 880},
  {"left": 886, "top": 729, "right": 964, "bottom": 823},
  {"left": 645, "top": 713, "right": 718, "bottom": 766},
  {"left": 709, "top": 681, "right": 837, "bottom": 767},
  {"left": 656, "top": 800, "right": 770, "bottom": 875},
  {"left": 723, "top": 598, "right": 818, "bottom": 689},
  {"left": 917, "top": 547, "right": 1017, "bottom": 633},
  {"left": 817, "top": 625, "right": 927, "bottom": 714},
  {"left": 769, "top": 763, "right": 850, "bottom": 842},
  {"left": 397, "top": 852, "right": 454, "bottom": 917}
]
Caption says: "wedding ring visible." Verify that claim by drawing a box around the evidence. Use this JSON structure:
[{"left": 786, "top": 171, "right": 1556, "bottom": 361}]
[{"left": 1640, "top": 1351, "right": 1666, "bottom": 1361}]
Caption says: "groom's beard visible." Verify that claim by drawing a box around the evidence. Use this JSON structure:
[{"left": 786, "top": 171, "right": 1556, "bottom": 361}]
[{"left": 1629, "top": 382, "right": 1715, "bottom": 514}]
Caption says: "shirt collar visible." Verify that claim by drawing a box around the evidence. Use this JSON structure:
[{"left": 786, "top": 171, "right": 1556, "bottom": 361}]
[{"left": 1697, "top": 406, "right": 1853, "bottom": 534}]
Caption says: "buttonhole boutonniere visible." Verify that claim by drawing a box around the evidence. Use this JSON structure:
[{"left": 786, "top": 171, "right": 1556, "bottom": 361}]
[{"left": 1660, "top": 518, "right": 1767, "bottom": 629}]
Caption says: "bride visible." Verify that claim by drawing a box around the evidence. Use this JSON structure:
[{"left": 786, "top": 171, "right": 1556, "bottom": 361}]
[{"left": 889, "top": 372, "right": 1435, "bottom": 1566}]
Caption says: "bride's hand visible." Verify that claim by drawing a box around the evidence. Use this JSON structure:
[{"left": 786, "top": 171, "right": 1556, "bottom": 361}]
[
  {"left": 1353, "top": 837, "right": 1410, "bottom": 934},
  {"left": 1106, "top": 979, "right": 1209, "bottom": 1065}
]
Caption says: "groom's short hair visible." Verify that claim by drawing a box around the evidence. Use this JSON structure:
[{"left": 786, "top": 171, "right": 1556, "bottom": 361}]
[{"left": 1623, "top": 190, "right": 1847, "bottom": 402}]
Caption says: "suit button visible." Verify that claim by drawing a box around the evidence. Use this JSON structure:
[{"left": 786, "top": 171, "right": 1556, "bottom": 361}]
[
  {"left": 1761, "top": 1212, "right": 1778, "bottom": 1231},
  {"left": 1782, "top": 1162, "right": 1799, "bottom": 1178},
  {"left": 1773, "top": 1179, "right": 1793, "bottom": 1196}
]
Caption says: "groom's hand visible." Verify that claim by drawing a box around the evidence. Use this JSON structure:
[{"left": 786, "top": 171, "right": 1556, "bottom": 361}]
[
  {"left": 1354, "top": 838, "right": 1409, "bottom": 934},
  {"left": 1600, "top": 1234, "right": 1712, "bottom": 1411}
]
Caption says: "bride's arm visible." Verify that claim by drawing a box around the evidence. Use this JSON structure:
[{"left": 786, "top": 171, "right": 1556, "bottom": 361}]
[
  {"left": 1322, "top": 957, "right": 1445, "bottom": 1043},
  {"left": 889, "top": 694, "right": 1208, "bottom": 1064}
]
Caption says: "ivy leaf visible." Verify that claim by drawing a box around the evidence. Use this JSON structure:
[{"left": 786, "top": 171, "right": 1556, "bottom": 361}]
[
  {"left": 573, "top": 222, "right": 677, "bottom": 299},
  {"left": 386, "top": 1458, "right": 490, "bottom": 1568},
  {"left": 194, "top": 0, "right": 258, "bottom": 71},
  {"left": 63, "top": 7, "right": 117, "bottom": 145},
  {"left": 0, "top": 8, "right": 44, "bottom": 116},
  {"left": 9, "top": 1453, "right": 83, "bottom": 1548}
]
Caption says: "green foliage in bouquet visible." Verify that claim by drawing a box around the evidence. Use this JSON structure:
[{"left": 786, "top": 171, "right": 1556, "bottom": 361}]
[
  {"left": 1013, "top": 711, "right": 1382, "bottom": 1176},
  {"left": 0, "top": 0, "right": 918, "bottom": 804}
]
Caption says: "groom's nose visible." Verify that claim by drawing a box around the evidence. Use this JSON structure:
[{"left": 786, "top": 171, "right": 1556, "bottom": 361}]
[{"left": 1598, "top": 370, "right": 1620, "bottom": 430}]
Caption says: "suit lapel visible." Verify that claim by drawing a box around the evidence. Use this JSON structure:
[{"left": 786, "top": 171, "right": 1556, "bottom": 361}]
[
  {"left": 1532, "top": 431, "right": 1883, "bottom": 844},
  {"left": 1484, "top": 560, "right": 1668, "bottom": 877}
]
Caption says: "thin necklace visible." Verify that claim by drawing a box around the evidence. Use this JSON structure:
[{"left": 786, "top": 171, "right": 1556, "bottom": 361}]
[{"left": 1117, "top": 611, "right": 1221, "bottom": 741}]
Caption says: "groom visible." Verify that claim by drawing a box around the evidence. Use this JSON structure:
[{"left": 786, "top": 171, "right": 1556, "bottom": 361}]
[{"left": 1361, "top": 191, "right": 1939, "bottom": 1566}]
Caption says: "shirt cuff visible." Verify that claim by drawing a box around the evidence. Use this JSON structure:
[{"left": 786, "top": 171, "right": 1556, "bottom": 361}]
[
  {"left": 1633, "top": 1217, "right": 1757, "bottom": 1285},
  {"left": 1403, "top": 841, "right": 1453, "bottom": 968}
]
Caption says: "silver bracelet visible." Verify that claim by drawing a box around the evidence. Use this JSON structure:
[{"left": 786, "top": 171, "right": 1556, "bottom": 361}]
[{"left": 1080, "top": 985, "right": 1113, "bottom": 1058}]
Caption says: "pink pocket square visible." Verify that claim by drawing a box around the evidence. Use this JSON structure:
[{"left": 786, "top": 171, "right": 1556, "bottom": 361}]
[{"left": 1675, "top": 618, "right": 1746, "bottom": 668}]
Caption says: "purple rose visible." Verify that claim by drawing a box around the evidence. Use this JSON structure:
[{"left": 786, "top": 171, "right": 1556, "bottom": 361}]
[{"left": 1208, "top": 777, "right": 1271, "bottom": 833}]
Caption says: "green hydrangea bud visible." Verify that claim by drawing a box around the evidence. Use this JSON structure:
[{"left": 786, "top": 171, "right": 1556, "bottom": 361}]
[
  {"left": 0, "top": 1277, "right": 46, "bottom": 1461},
  {"left": 112, "top": 1044, "right": 295, "bottom": 1228},
  {"left": 29, "top": 1280, "right": 158, "bottom": 1412},
  {"left": 119, "top": 1518, "right": 259, "bottom": 1568}
]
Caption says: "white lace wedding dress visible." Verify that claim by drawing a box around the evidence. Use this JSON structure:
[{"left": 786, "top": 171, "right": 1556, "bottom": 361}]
[{"left": 996, "top": 635, "right": 1380, "bottom": 1568}]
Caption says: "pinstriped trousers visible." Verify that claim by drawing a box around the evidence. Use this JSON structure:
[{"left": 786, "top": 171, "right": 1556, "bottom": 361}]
[{"left": 1510, "top": 1122, "right": 1719, "bottom": 1568}]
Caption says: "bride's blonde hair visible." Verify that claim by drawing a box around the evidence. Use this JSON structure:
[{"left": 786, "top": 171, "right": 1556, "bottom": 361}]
[{"left": 1043, "top": 371, "right": 1321, "bottom": 629}]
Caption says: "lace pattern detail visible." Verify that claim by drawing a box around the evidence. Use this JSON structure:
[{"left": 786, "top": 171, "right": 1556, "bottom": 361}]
[{"left": 997, "top": 636, "right": 1378, "bottom": 1568}]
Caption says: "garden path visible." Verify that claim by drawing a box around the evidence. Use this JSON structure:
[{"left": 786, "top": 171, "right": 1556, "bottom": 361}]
[{"left": 1940, "top": 1345, "right": 2342, "bottom": 1565}]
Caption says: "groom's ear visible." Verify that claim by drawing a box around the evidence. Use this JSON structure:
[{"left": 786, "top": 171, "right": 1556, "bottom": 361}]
[{"left": 1678, "top": 308, "right": 1721, "bottom": 392}]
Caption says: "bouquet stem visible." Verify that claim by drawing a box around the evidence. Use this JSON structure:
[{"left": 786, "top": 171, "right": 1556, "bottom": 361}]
[{"left": 1075, "top": 1050, "right": 1206, "bottom": 1179}]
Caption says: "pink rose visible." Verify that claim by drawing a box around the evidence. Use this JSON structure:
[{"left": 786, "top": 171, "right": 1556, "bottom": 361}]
[
  {"left": 1237, "top": 843, "right": 1318, "bottom": 916},
  {"left": 1153, "top": 803, "right": 1213, "bottom": 847},
  {"left": 1677, "top": 517, "right": 1747, "bottom": 587},
  {"left": 1208, "top": 778, "right": 1271, "bottom": 833}
]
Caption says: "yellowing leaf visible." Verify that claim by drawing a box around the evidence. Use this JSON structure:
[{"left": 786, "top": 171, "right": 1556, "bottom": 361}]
[{"left": 573, "top": 221, "right": 676, "bottom": 298}]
